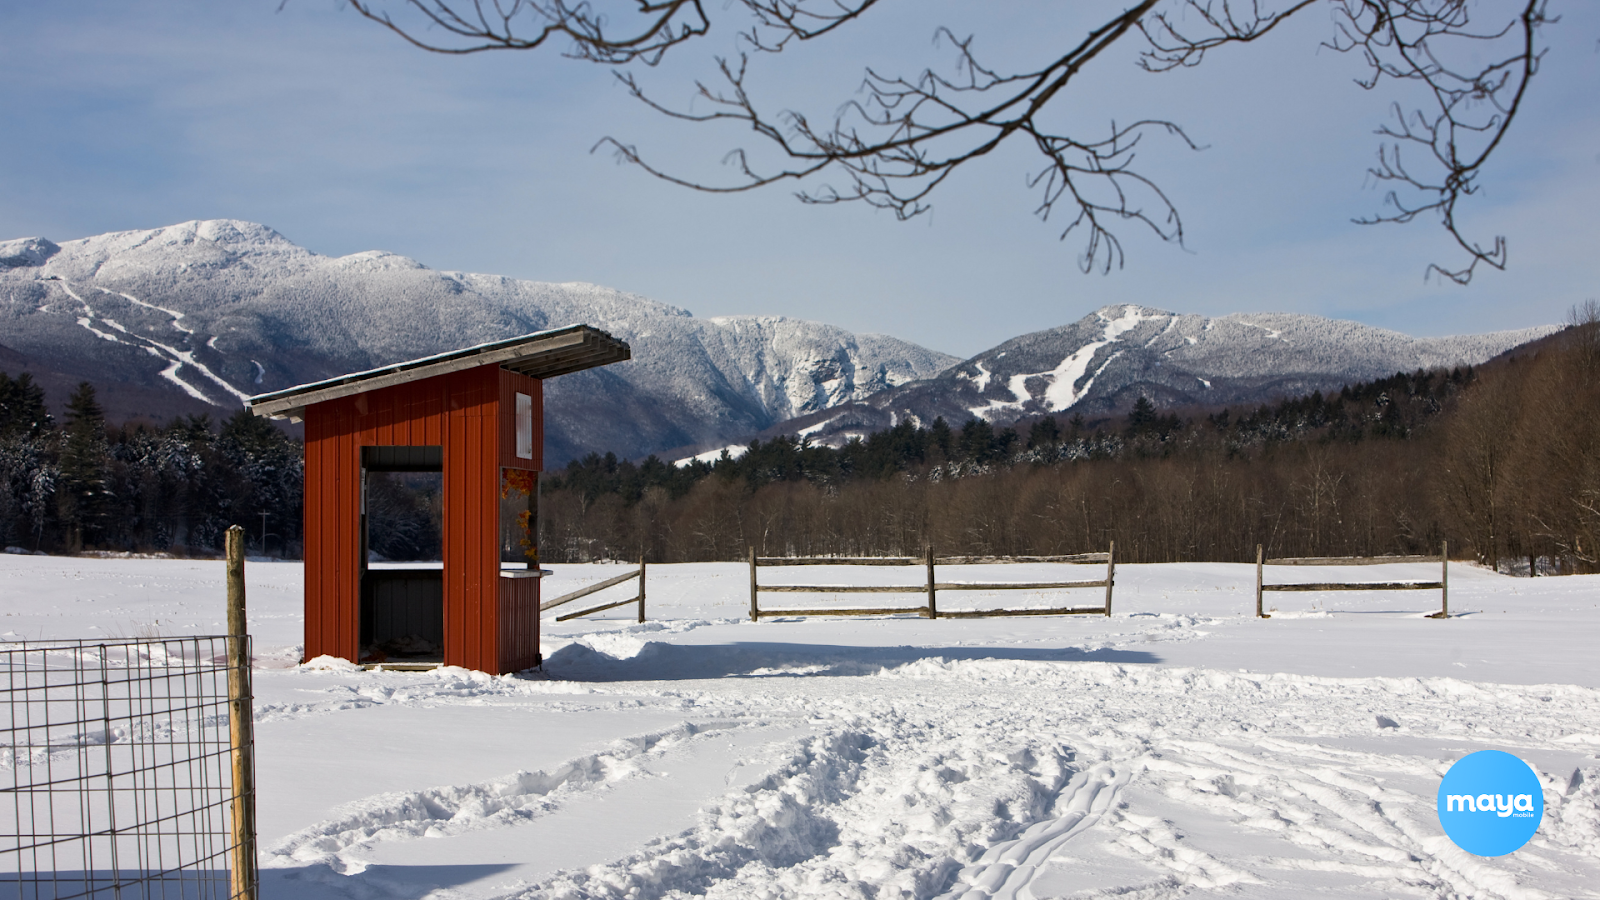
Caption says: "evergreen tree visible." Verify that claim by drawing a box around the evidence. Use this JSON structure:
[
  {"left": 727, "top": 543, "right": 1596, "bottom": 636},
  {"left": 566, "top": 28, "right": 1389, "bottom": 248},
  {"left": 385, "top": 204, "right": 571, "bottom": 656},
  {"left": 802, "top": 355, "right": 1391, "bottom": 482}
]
[
  {"left": 57, "top": 382, "right": 110, "bottom": 549},
  {"left": 0, "top": 372, "right": 51, "bottom": 438},
  {"left": 928, "top": 417, "right": 953, "bottom": 461},
  {"left": 218, "top": 409, "right": 305, "bottom": 556},
  {"left": 1126, "top": 396, "right": 1157, "bottom": 436},
  {"left": 958, "top": 418, "right": 997, "bottom": 465},
  {"left": 1028, "top": 416, "right": 1061, "bottom": 450},
  {"left": 0, "top": 373, "right": 54, "bottom": 546}
]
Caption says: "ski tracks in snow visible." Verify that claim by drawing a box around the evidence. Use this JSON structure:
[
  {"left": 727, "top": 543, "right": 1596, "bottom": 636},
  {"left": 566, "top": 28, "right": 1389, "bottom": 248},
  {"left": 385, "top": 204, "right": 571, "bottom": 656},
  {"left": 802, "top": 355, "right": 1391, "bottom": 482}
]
[
  {"left": 935, "top": 762, "right": 1132, "bottom": 900},
  {"left": 263, "top": 720, "right": 757, "bottom": 875},
  {"left": 1102, "top": 734, "right": 1591, "bottom": 899},
  {"left": 259, "top": 652, "right": 1600, "bottom": 900},
  {"left": 516, "top": 710, "right": 1120, "bottom": 900}
]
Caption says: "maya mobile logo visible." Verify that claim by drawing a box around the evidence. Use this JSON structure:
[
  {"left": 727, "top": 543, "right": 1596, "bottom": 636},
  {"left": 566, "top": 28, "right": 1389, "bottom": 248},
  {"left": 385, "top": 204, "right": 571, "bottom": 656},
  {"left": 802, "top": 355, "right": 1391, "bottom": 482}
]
[
  {"left": 1443, "top": 793, "right": 1536, "bottom": 816},
  {"left": 1437, "top": 750, "right": 1544, "bottom": 856}
]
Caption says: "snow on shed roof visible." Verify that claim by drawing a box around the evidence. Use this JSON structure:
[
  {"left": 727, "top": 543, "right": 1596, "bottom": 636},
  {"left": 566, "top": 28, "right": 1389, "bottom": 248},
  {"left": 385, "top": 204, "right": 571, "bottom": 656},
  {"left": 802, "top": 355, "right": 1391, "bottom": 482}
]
[{"left": 247, "top": 324, "right": 630, "bottom": 422}]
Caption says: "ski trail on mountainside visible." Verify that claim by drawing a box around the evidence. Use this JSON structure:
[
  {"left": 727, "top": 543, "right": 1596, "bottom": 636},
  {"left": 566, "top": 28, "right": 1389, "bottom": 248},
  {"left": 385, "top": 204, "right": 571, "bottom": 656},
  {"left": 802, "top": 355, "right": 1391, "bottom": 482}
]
[
  {"left": 971, "top": 305, "right": 1159, "bottom": 419},
  {"left": 57, "top": 281, "right": 129, "bottom": 346},
  {"left": 54, "top": 279, "right": 248, "bottom": 404},
  {"left": 58, "top": 280, "right": 210, "bottom": 402},
  {"left": 100, "top": 285, "right": 250, "bottom": 402},
  {"left": 101, "top": 286, "right": 194, "bottom": 334}
]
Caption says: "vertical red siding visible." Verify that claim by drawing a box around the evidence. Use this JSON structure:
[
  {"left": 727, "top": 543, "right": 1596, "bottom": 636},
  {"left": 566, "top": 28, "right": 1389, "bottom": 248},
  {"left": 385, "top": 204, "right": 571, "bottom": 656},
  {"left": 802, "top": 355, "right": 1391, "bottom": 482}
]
[
  {"left": 495, "top": 369, "right": 543, "bottom": 670},
  {"left": 497, "top": 370, "right": 543, "bottom": 472},
  {"left": 300, "top": 364, "right": 543, "bottom": 674},
  {"left": 497, "top": 577, "right": 538, "bottom": 671},
  {"left": 303, "top": 397, "right": 365, "bottom": 665},
  {"left": 303, "top": 414, "right": 329, "bottom": 660}
]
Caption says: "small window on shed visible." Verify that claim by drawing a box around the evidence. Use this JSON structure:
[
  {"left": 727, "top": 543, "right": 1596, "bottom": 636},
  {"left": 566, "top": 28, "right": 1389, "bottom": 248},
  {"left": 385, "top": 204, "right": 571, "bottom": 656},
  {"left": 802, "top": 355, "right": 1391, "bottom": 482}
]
[
  {"left": 516, "top": 392, "right": 533, "bottom": 459},
  {"left": 500, "top": 468, "right": 537, "bottom": 566}
]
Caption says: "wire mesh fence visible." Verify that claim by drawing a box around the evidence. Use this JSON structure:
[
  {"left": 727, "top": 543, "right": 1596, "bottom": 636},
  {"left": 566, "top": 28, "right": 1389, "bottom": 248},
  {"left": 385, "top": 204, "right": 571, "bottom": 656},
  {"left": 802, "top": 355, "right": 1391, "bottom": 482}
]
[{"left": 0, "top": 636, "right": 253, "bottom": 900}]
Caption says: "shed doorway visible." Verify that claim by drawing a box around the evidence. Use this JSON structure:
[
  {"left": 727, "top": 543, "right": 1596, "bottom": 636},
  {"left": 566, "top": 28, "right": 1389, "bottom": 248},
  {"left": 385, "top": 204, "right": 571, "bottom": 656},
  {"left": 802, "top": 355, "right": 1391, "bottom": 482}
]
[{"left": 360, "top": 445, "right": 444, "bottom": 664}]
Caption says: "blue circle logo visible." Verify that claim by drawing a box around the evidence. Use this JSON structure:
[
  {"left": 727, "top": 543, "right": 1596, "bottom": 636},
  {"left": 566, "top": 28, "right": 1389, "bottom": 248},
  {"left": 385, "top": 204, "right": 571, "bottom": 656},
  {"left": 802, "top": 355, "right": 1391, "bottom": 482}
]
[{"left": 1437, "top": 750, "right": 1543, "bottom": 856}]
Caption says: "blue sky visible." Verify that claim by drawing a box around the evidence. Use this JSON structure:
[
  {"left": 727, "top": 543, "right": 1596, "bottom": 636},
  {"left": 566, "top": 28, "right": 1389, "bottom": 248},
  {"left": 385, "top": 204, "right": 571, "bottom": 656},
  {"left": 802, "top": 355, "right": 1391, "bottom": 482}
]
[{"left": 2, "top": 1, "right": 1596, "bottom": 358}]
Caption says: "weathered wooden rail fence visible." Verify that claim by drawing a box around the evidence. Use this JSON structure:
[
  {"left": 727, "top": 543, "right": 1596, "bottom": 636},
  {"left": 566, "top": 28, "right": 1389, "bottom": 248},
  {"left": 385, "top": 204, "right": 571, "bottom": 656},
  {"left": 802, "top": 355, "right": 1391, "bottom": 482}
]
[
  {"left": 541, "top": 556, "right": 647, "bottom": 623},
  {"left": 747, "top": 544, "right": 1115, "bottom": 621},
  {"left": 1254, "top": 541, "right": 1449, "bottom": 619}
]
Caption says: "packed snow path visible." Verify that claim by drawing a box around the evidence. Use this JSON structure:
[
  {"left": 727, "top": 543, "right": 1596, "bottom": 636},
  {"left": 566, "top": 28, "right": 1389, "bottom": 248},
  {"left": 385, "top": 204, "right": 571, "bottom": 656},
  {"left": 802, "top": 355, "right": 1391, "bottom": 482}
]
[{"left": 2, "top": 557, "right": 1598, "bottom": 899}]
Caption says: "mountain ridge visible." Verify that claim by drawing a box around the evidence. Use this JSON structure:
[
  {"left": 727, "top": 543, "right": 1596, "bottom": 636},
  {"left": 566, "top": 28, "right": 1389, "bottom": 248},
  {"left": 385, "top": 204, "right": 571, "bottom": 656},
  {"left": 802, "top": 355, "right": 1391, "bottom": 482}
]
[
  {"left": 0, "top": 220, "right": 957, "bottom": 462},
  {"left": 718, "top": 304, "right": 1557, "bottom": 455},
  {"left": 1, "top": 221, "right": 1556, "bottom": 464}
]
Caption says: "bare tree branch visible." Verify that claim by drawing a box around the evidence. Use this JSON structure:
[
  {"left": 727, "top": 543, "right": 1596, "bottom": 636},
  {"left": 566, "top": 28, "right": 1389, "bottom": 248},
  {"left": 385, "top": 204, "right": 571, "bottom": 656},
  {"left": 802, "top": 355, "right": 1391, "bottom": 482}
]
[
  {"left": 343, "top": 0, "right": 712, "bottom": 63},
  {"left": 1326, "top": 0, "right": 1549, "bottom": 284},
  {"left": 1140, "top": 0, "right": 1322, "bottom": 70},
  {"left": 737, "top": 0, "right": 883, "bottom": 52},
  {"left": 598, "top": 0, "right": 1237, "bottom": 274},
  {"left": 347, "top": 0, "right": 1551, "bottom": 279}
]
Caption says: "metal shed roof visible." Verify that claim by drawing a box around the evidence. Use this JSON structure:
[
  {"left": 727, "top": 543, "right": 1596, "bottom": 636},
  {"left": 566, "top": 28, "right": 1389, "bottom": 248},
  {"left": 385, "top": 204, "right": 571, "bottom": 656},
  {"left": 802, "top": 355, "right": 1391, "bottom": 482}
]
[{"left": 247, "top": 324, "right": 630, "bottom": 422}]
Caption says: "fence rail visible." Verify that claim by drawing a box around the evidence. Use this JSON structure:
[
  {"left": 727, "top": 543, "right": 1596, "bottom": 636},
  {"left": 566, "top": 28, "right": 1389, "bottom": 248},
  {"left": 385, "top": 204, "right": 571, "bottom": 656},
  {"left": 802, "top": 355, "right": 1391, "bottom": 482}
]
[
  {"left": 1255, "top": 541, "right": 1449, "bottom": 619},
  {"left": 747, "top": 544, "right": 1115, "bottom": 621},
  {"left": 541, "top": 557, "right": 647, "bottom": 623}
]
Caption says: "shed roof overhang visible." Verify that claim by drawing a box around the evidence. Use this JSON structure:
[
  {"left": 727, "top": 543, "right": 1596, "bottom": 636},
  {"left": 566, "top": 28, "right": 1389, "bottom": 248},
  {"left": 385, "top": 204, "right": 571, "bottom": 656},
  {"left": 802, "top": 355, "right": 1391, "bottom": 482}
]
[{"left": 247, "top": 324, "right": 630, "bottom": 422}]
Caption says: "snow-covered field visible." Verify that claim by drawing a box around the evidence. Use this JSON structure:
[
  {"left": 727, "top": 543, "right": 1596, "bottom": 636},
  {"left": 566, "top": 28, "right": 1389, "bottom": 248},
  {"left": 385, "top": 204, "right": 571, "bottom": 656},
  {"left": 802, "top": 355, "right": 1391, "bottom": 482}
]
[{"left": 3, "top": 555, "right": 1598, "bottom": 899}]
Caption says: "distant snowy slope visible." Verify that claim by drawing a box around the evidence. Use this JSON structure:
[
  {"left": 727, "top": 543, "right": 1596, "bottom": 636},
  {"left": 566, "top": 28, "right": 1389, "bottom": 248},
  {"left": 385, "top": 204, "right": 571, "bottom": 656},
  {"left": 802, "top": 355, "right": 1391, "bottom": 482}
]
[
  {"left": 0, "top": 221, "right": 957, "bottom": 462},
  {"left": 765, "top": 304, "right": 1557, "bottom": 446},
  {"left": 1, "top": 224, "right": 1554, "bottom": 462}
]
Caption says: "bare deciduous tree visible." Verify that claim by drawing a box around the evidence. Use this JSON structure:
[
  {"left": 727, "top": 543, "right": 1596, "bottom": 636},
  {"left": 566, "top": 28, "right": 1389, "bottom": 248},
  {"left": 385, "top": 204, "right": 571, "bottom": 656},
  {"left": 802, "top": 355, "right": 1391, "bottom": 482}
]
[{"left": 346, "top": 0, "right": 1549, "bottom": 280}]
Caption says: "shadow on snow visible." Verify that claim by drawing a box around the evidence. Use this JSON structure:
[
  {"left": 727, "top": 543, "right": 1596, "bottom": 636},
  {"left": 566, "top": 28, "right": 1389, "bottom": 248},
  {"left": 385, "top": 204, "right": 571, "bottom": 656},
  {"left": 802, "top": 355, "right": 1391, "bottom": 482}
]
[{"left": 537, "top": 640, "right": 1161, "bottom": 683}]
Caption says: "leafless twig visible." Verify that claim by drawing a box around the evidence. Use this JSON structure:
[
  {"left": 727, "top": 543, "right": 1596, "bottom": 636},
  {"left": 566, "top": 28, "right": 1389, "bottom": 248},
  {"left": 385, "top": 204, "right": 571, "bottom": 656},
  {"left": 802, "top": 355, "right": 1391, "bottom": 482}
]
[
  {"left": 1326, "top": 0, "right": 1549, "bottom": 283},
  {"left": 347, "top": 0, "right": 1550, "bottom": 279}
]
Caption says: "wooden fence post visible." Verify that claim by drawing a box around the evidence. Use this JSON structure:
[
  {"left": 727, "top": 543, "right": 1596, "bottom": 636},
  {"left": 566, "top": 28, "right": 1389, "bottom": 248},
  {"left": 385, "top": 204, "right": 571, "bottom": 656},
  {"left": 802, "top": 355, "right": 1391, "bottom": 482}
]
[
  {"left": 1440, "top": 539, "right": 1449, "bottom": 618},
  {"left": 225, "top": 526, "right": 258, "bottom": 900},
  {"left": 1104, "top": 540, "right": 1116, "bottom": 616},
  {"left": 1255, "top": 543, "right": 1267, "bottom": 618},
  {"left": 748, "top": 545, "right": 758, "bottom": 622},
  {"left": 637, "top": 554, "right": 647, "bottom": 624},
  {"left": 925, "top": 544, "right": 937, "bottom": 619}
]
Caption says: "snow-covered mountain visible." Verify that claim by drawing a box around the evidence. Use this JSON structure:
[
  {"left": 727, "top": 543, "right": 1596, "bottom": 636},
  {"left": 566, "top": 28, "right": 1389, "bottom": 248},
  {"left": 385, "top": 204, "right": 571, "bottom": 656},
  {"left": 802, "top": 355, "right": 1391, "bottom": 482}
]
[
  {"left": 0, "top": 223, "right": 1557, "bottom": 462},
  {"left": 0, "top": 221, "right": 957, "bottom": 462},
  {"left": 757, "top": 305, "right": 1558, "bottom": 446}
]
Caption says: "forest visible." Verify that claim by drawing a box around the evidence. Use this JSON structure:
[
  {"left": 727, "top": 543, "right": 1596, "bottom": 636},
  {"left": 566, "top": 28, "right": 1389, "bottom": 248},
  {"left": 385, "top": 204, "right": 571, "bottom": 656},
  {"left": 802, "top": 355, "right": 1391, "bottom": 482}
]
[
  {"left": 540, "top": 317, "right": 1600, "bottom": 572},
  {"left": 2, "top": 314, "right": 1595, "bottom": 573},
  {"left": 0, "top": 378, "right": 303, "bottom": 558}
]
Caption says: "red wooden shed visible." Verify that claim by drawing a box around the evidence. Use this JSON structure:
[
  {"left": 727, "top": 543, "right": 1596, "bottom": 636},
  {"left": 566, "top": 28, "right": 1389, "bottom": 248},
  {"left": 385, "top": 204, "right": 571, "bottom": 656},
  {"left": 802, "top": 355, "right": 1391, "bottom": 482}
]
[{"left": 248, "top": 325, "right": 631, "bottom": 674}]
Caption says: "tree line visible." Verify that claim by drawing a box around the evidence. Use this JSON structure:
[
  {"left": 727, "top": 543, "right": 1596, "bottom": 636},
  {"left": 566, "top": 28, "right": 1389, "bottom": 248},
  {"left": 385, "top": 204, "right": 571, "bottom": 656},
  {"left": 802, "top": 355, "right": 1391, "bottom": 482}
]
[
  {"left": 0, "top": 376, "right": 303, "bottom": 557},
  {"left": 6, "top": 313, "right": 1595, "bottom": 574},
  {"left": 547, "top": 366, "right": 1463, "bottom": 509},
  {"left": 542, "top": 317, "right": 1600, "bottom": 574}
]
